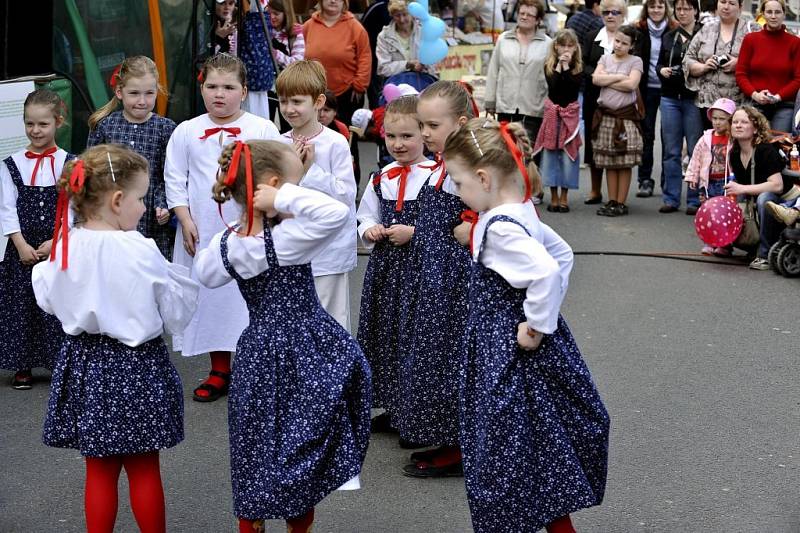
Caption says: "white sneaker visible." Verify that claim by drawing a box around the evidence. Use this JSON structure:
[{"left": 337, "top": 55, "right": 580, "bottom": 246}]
[
  {"left": 749, "top": 257, "right": 770, "bottom": 270},
  {"left": 766, "top": 201, "right": 800, "bottom": 226}
]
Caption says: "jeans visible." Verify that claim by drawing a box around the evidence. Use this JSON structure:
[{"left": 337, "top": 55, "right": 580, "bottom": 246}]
[
  {"left": 660, "top": 97, "right": 703, "bottom": 208},
  {"left": 638, "top": 87, "right": 662, "bottom": 186},
  {"left": 754, "top": 102, "right": 795, "bottom": 133},
  {"left": 757, "top": 191, "right": 784, "bottom": 258}
]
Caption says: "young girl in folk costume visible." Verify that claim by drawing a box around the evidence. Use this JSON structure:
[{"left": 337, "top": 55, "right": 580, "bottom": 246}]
[
  {"left": 276, "top": 61, "right": 357, "bottom": 329},
  {"left": 684, "top": 97, "right": 735, "bottom": 256},
  {"left": 87, "top": 55, "right": 177, "bottom": 259},
  {"left": 165, "top": 53, "right": 281, "bottom": 402},
  {"left": 32, "top": 144, "right": 199, "bottom": 533},
  {"left": 356, "top": 95, "right": 430, "bottom": 436},
  {"left": 591, "top": 25, "right": 644, "bottom": 217},
  {"left": 193, "top": 140, "right": 370, "bottom": 533},
  {"left": 535, "top": 29, "right": 584, "bottom": 213},
  {"left": 393, "top": 81, "right": 473, "bottom": 477},
  {"left": 443, "top": 119, "right": 610, "bottom": 533},
  {"left": 0, "top": 89, "right": 72, "bottom": 389}
]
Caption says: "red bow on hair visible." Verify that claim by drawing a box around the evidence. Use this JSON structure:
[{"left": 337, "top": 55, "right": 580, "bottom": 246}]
[
  {"left": 199, "top": 127, "right": 241, "bottom": 140},
  {"left": 50, "top": 160, "right": 86, "bottom": 270},
  {"left": 421, "top": 154, "right": 448, "bottom": 191},
  {"left": 460, "top": 209, "right": 479, "bottom": 255},
  {"left": 197, "top": 70, "right": 204, "bottom": 83},
  {"left": 25, "top": 147, "right": 57, "bottom": 186},
  {"left": 456, "top": 81, "right": 480, "bottom": 119},
  {"left": 109, "top": 64, "right": 122, "bottom": 90},
  {"left": 218, "top": 141, "right": 255, "bottom": 237},
  {"left": 498, "top": 122, "right": 532, "bottom": 202},
  {"left": 380, "top": 165, "right": 411, "bottom": 212}
]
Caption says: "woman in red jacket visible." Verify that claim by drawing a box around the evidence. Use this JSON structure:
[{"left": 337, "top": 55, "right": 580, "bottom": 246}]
[
  {"left": 735, "top": 0, "right": 800, "bottom": 132},
  {"left": 303, "top": 0, "right": 372, "bottom": 124}
]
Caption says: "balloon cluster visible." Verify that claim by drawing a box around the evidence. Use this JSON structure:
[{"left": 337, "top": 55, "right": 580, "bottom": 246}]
[
  {"left": 694, "top": 196, "right": 744, "bottom": 247},
  {"left": 408, "top": 0, "right": 448, "bottom": 65}
]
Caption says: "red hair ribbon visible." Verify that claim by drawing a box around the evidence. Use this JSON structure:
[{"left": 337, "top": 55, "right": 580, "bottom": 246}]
[
  {"left": 109, "top": 64, "right": 122, "bottom": 90},
  {"left": 456, "top": 81, "right": 480, "bottom": 119},
  {"left": 25, "top": 146, "right": 58, "bottom": 186},
  {"left": 421, "top": 154, "right": 448, "bottom": 191},
  {"left": 50, "top": 160, "right": 86, "bottom": 270},
  {"left": 460, "top": 209, "right": 479, "bottom": 256},
  {"left": 218, "top": 141, "right": 256, "bottom": 237},
  {"left": 200, "top": 127, "right": 241, "bottom": 140},
  {"left": 381, "top": 165, "right": 411, "bottom": 212},
  {"left": 197, "top": 70, "right": 204, "bottom": 83},
  {"left": 498, "top": 121, "right": 532, "bottom": 202}
]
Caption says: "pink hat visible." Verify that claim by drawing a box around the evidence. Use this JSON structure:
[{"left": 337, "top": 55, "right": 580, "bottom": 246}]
[{"left": 707, "top": 98, "right": 736, "bottom": 120}]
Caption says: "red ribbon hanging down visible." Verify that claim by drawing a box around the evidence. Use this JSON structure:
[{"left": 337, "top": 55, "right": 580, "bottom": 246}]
[
  {"left": 498, "top": 122, "right": 532, "bottom": 202},
  {"left": 421, "top": 154, "right": 448, "bottom": 191},
  {"left": 460, "top": 209, "right": 479, "bottom": 256},
  {"left": 199, "top": 127, "right": 241, "bottom": 140},
  {"left": 218, "top": 141, "right": 255, "bottom": 236},
  {"left": 109, "top": 63, "right": 122, "bottom": 90},
  {"left": 50, "top": 160, "right": 86, "bottom": 270},
  {"left": 25, "top": 146, "right": 58, "bottom": 186},
  {"left": 381, "top": 165, "right": 411, "bottom": 212}
]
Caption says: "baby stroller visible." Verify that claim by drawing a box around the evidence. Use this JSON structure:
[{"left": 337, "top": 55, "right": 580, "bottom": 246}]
[{"left": 768, "top": 226, "right": 800, "bottom": 277}]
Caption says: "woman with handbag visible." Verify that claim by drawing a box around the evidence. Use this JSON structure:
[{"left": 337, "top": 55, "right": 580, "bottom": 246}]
[{"left": 725, "top": 106, "right": 794, "bottom": 270}]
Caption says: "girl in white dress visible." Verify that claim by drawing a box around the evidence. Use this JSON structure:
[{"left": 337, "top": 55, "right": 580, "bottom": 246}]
[
  {"left": 33, "top": 144, "right": 199, "bottom": 533},
  {"left": 165, "top": 53, "right": 281, "bottom": 402}
]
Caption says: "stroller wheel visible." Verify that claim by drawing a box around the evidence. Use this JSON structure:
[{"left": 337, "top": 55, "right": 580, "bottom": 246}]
[
  {"left": 777, "top": 242, "right": 800, "bottom": 277},
  {"left": 768, "top": 240, "right": 783, "bottom": 273}
]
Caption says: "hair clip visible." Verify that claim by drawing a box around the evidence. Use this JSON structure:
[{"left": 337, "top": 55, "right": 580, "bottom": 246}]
[
  {"left": 469, "top": 130, "right": 484, "bottom": 157},
  {"left": 106, "top": 152, "right": 116, "bottom": 182},
  {"left": 481, "top": 118, "right": 493, "bottom": 129}
]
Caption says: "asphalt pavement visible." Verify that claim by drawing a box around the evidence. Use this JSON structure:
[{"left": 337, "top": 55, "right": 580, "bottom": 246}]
[{"left": 1, "top": 141, "right": 798, "bottom": 532}]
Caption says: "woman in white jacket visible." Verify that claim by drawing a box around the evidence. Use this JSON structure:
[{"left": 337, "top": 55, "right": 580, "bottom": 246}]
[
  {"left": 376, "top": 0, "right": 436, "bottom": 78},
  {"left": 485, "top": 0, "right": 551, "bottom": 145}
]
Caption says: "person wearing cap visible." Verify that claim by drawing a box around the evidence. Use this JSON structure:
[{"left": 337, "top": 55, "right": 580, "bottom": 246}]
[{"left": 375, "top": 0, "right": 435, "bottom": 79}]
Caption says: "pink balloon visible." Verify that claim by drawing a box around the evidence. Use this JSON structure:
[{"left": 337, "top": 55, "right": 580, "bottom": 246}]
[
  {"left": 383, "top": 84, "right": 402, "bottom": 104},
  {"left": 694, "top": 196, "right": 744, "bottom": 247}
]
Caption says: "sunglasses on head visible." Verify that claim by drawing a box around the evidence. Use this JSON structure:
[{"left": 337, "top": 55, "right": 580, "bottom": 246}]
[{"left": 602, "top": 9, "right": 622, "bottom": 15}]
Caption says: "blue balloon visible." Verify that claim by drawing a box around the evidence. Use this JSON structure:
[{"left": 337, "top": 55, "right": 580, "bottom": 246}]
[{"left": 408, "top": 0, "right": 449, "bottom": 65}]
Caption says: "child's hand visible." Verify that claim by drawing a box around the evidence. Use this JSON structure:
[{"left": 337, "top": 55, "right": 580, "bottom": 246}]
[
  {"left": 517, "top": 322, "right": 543, "bottom": 351},
  {"left": 364, "top": 225, "right": 387, "bottom": 243},
  {"left": 35, "top": 239, "right": 53, "bottom": 260},
  {"left": 14, "top": 239, "right": 39, "bottom": 265},
  {"left": 180, "top": 217, "right": 199, "bottom": 257},
  {"left": 155, "top": 207, "right": 171, "bottom": 226},
  {"left": 453, "top": 221, "right": 472, "bottom": 247},
  {"left": 294, "top": 140, "right": 315, "bottom": 174},
  {"left": 253, "top": 184, "right": 279, "bottom": 217},
  {"left": 216, "top": 19, "right": 236, "bottom": 39},
  {"left": 386, "top": 224, "right": 414, "bottom": 246}
]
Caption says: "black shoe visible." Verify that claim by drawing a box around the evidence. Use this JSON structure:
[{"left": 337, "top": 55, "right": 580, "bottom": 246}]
[
  {"left": 636, "top": 182, "right": 654, "bottom": 197},
  {"left": 614, "top": 203, "right": 629, "bottom": 216},
  {"left": 597, "top": 200, "right": 618, "bottom": 216},
  {"left": 685, "top": 205, "right": 699, "bottom": 216},
  {"left": 402, "top": 460, "right": 464, "bottom": 478},
  {"left": 370, "top": 412, "right": 397, "bottom": 433},
  {"left": 546, "top": 204, "right": 560, "bottom": 212},
  {"left": 399, "top": 438, "right": 429, "bottom": 449},
  {"left": 11, "top": 370, "right": 33, "bottom": 390},
  {"left": 584, "top": 195, "right": 603, "bottom": 205},
  {"left": 658, "top": 204, "right": 678, "bottom": 213}
]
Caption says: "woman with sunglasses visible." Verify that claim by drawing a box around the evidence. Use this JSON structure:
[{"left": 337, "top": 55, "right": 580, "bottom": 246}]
[{"left": 582, "top": 0, "right": 626, "bottom": 205}]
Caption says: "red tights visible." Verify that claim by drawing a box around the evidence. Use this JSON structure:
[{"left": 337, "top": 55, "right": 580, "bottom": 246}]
[
  {"left": 546, "top": 515, "right": 576, "bottom": 533},
  {"left": 239, "top": 508, "right": 314, "bottom": 533},
  {"left": 195, "top": 351, "right": 231, "bottom": 398},
  {"left": 84, "top": 451, "right": 165, "bottom": 533}
]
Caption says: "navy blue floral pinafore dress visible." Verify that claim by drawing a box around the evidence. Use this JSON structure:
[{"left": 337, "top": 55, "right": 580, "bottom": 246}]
[
  {"left": 221, "top": 225, "right": 371, "bottom": 521},
  {"left": 394, "top": 171, "right": 471, "bottom": 446},
  {"left": 356, "top": 177, "right": 421, "bottom": 418},
  {"left": 0, "top": 156, "right": 68, "bottom": 372},
  {"left": 43, "top": 334, "right": 184, "bottom": 457},
  {"left": 461, "top": 215, "right": 610, "bottom": 533}
]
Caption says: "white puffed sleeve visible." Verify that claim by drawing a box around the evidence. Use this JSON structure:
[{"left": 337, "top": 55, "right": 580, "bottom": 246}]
[
  {"left": 540, "top": 222, "right": 574, "bottom": 297},
  {"left": 155, "top": 263, "right": 201, "bottom": 336},
  {"left": 0, "top": 161, "right": 20, "bottom": 236},
  {"left": 481, "top": 222, "right": 562, "bottom": 334},
  {"left": 356, "top": 183, "right": 381, "bottom": 249},
  {"left": 164, "top": 123, "right": 190, "bottom": 209},
  {"left": 193, "top": 232, "right": 232, "bottom": 288}
]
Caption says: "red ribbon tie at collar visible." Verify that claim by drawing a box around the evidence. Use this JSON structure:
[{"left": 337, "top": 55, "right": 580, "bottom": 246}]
[
  {"left": 421, "top": 154, "right": 448, "bottom": 190},
  {"left": 381, "top": 165, "right": 411, "bottom": 212},
  {"left": 460, "top": 209, "right": 479, "bottom": 255},
  {"left": 25, "top": 146, "right": 58, "bottom": 186},
  {"left": 199, "top": 127, "right": 241, "bottom": 140}
]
